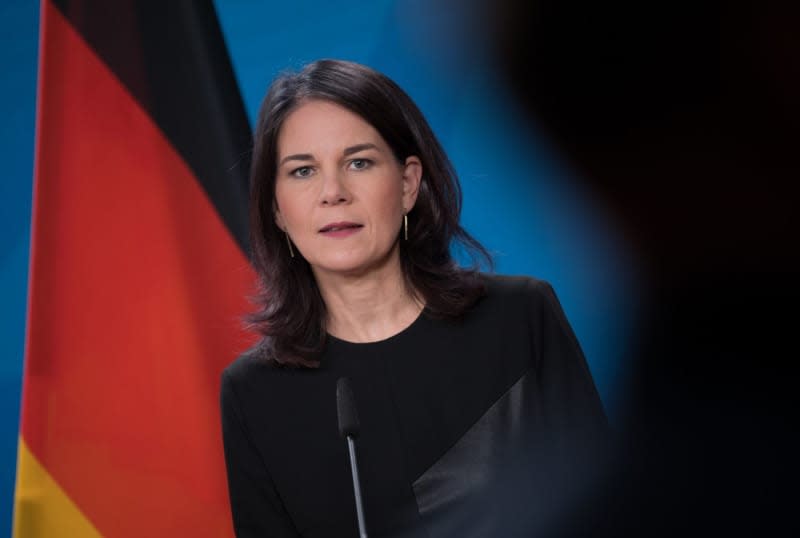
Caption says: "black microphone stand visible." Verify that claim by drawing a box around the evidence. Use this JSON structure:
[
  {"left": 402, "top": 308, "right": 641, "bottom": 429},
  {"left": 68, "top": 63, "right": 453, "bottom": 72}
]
[{"left": 337, "top": 377, "right": 368, "bottom": 538}]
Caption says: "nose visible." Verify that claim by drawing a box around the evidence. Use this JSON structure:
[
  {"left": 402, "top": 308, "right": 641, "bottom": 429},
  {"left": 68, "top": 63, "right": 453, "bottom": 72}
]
[{"left": 318, "top": 169, "right": 351, "bottom": 206}]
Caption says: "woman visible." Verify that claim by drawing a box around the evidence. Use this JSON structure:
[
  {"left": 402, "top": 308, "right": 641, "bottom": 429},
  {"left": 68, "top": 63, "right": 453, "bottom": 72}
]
[{"left": 221, "top": 59, "right": 607, "bottom": 537}]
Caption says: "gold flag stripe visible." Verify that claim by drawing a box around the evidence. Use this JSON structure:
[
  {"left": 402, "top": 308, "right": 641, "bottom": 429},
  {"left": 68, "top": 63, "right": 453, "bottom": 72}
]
[{"left": 13, "top": 438, "right": 102, "bottom": 538}]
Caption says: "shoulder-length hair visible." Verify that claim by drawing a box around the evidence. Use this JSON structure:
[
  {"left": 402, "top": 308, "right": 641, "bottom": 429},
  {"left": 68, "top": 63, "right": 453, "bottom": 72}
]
[{"left": 248, "top": 59, "right": 491, "bottom": 367}]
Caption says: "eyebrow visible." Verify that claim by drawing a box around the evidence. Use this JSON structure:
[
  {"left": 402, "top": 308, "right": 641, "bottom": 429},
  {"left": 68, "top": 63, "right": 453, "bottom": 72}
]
[
  {"left": 279, "top": 153, "right": 313, "bottom": 167},
  {"left": 343, "top": 143, "right": 378, "bottom": 156},
  {"left": 278, "top": 143, "right": 380, "bottom": 167}
]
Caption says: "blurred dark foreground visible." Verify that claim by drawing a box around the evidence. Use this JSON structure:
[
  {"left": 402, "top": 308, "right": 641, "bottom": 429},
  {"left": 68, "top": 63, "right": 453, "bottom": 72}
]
[{"left": 486, "top": 1, "right": 799, "bottom": 535}]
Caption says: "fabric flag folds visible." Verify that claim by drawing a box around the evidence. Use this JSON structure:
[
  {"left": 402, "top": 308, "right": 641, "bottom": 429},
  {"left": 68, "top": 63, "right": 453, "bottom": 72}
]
[{"left": 14, "top": 1, "right": 255, "bottom": 536}]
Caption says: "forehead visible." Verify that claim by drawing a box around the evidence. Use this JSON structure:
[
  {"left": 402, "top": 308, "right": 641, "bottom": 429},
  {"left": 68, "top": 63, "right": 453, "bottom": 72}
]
[{"left": 277, "top": 100, "right": 386, "bottom": 155}]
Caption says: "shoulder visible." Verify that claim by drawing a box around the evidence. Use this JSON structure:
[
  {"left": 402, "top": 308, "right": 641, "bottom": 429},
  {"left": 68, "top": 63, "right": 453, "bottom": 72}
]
[
  {"left": 481, "top": 273, "right": 553, "bottom": 296},
  {"left": 222, "top": 345, "right": 267, "bottom": 384},
  {"left": 221, "top": 343, "right": 329, "bottom": 408},
  {"left": 467, "top": 273, "right": 571, "bottom": 336},
  {"left": 478, "top": 273, "right": 559, "bottom": 312},
  {"left": 221, "top": 344, "right": 293, "bottom": 399},
  {"left": 220, "top": 345, "right": 300, "bottom": 426},
  {"left": 450, "top": 273, "right": 556, "bottom": 332}
]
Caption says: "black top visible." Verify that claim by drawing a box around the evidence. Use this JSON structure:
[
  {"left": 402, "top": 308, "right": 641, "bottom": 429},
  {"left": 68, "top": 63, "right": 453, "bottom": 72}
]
[{"left": 221, "top": 275, "right": 607, "bottom": 537}]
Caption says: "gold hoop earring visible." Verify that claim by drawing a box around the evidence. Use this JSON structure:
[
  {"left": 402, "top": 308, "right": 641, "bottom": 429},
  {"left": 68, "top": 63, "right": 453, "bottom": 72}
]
[
  {"left": 285, "top": 232, "right": 295, "bottom": 258},
  {"left": 404, "top": 213, "right": 408, "bottom": 241}
]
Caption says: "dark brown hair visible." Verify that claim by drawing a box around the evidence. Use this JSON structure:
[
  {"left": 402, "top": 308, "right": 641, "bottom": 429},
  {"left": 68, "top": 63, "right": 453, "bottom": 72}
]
[{"left": 248, "top": 59, "right": 491, "bottom": 366}]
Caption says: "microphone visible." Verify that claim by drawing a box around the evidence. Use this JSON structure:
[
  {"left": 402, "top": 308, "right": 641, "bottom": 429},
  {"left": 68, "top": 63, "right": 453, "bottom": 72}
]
[{"left": 337, "top": 377, "right": 368, "bottom": 538}]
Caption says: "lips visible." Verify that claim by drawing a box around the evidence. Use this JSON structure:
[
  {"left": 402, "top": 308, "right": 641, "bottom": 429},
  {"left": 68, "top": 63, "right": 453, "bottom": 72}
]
[{"left": 319, "top": 222, "right": 363, "bottom": 233}]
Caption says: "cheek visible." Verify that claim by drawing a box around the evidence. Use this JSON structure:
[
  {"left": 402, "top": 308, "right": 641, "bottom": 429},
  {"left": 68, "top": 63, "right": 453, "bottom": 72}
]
[
  {"left": 274, "top": 187, "right": 303, "bottom": 228},
  {"left": 374, "top": 183, "right": 405, "bottom": 226}
]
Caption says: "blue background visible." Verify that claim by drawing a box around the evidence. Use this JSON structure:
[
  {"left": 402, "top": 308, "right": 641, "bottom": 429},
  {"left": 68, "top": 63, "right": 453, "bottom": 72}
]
[{"left": 0, "top": 0, "right": 639, "bottom": 532}]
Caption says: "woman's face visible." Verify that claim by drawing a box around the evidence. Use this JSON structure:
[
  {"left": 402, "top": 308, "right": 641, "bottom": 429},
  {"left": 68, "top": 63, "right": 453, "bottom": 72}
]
[{"left": 274, "top": 100, "right": 421, "bottom": 279}]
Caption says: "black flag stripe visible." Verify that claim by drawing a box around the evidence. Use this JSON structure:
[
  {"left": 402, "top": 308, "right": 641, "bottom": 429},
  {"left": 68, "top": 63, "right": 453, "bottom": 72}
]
[{"left": 51, "top": 0, "right": 253, "bottom": 257}]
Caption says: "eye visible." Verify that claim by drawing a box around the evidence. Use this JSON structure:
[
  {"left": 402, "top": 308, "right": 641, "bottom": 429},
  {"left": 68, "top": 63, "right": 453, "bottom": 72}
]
[
  {"left": 290, "top": 166, "right": 314, "bottom": 178},
  {"left": 348, "top": 158, "right": 373, "bottom": 171}
]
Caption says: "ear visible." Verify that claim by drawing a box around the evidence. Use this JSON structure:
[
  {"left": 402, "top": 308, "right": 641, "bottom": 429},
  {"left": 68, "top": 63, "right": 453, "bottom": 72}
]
[{"left": 401, "top": 156, "right": 422, "bottom": 211}]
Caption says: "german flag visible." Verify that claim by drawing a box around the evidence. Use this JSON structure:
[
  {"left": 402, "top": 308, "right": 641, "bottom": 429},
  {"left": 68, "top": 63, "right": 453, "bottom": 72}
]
[{"left": 14, "top": 1, "right": 254, "bottom": 535}]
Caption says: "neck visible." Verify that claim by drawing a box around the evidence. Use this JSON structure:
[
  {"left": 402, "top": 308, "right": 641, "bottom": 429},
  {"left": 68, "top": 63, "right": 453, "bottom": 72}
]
[{"left": 313, "top": 250, "right": 423, "bottom": 343}]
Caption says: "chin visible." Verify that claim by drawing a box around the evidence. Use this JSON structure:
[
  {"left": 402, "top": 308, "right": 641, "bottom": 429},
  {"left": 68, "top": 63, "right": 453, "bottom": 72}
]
[
  {"left": 313, "top": 253, "right": 398, "bottom": 279},
  {"left": 310, "top": 256, "right": 372, "bottom": 275},
  {"left": 307, "top": 242, "right": 399, "bottom": 278}
]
